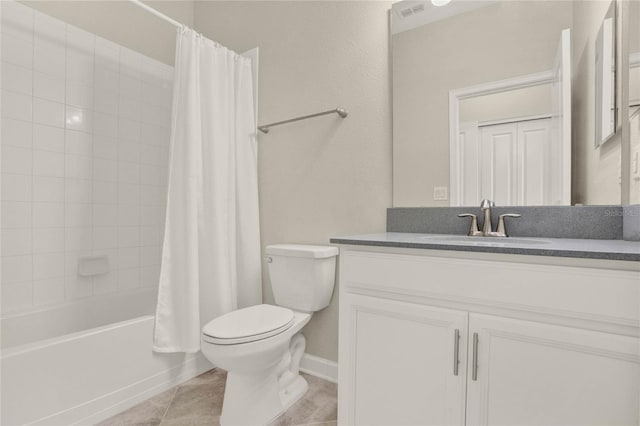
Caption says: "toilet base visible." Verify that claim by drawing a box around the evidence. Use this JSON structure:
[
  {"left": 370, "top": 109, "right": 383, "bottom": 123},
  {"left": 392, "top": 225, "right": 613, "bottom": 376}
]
[{"left": 279, "top": 374, "right": 309, "bottom": 414}]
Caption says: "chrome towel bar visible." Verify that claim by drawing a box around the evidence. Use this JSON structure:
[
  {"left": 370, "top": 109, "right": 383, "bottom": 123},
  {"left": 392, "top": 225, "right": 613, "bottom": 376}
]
[{"left": 258, "top": 107, "right": 348, "bottom": 134}]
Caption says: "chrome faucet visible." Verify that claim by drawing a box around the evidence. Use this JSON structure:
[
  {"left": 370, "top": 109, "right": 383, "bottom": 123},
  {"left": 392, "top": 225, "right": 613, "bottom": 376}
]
[
  {"left": 480, "top": 199, "right": 495, "bottom": 236},
  {"left": 458, "top": 199, "right": 521, "bottom": 237}
]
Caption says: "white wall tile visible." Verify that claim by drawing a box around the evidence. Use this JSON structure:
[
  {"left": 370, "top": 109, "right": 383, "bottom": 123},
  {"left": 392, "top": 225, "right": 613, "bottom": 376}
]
[
  {"left": 117, "top": 247, "right": 140, "bottom": 270},
  {"left": 140, "top": 226, "right": 161, "bottom": 246},
  {"left": 67, "top": 51, "right": 94, "bottom": 84},
  {"left": 2, "top": 201, "right": 31, "bottom": 228},
  {"left": 93, "top": 227, "right": 117, "bottom": 249},
  {"left": 1, "top": 173, "right": 32, "bottom": 201},
  {"left": 65, "top": 275, "right": 93, "bottom": 299},
  {"left": 33, "top": 176, "right": 64, "bottom": 202},
  {"left": 66, "top": 82, "right": 93, "bottom": 109},
  {"left": 65, "top": 203, "right": 92, "bottom": 227},
  {"left": 1, "top": 1, "right": 34, "bottom": 43},
  {"left": 2, "top": 89, "right": 32, "bottom": 121},
  {"left": 65, "top": 178, "right": 92, "bottom": 203},
  {"left": 117, "top": 267, "right": 140, "bottom": 290},
  {"left": 93, "top": 204, "right": 117, "bottom": 227},
  {"left": 117, "top": 227, "right": 140, "bottom": 248},
  {"left": 92, "top": 180, "right": 117, "bottom": 204},
  {"left": 95, "top": 36, "right": 118, "bottom": 66},
  {"left": 33, "top": 98, "right": 65, "bottom": 128},
  {"left": 93, "top": 158, "right": 118, "bottom": 182},
  {"left": 33, "top": 124, "right": 65, "bottom": 152},
  {"left": 93, "top": 112, "right": 118, "bottom": 138},
  {"left": 118, "top": 118, "right": 140, "bottom": 141},
  {"left": 32, "top": 228, "right": 64, "bottom": 254},
  {"left": 118, "top": 183, "right": 140, "bottom": 204},
  {"left": 1, "top": 282, "right": 33, "bottom": 312},
  {"left": 65, "top": 154, "right": 92, "bottom": 179},
  {"left": 119, "top": 141, "right": 140, "bottom": 163},
  {"left": 65, "top": 130, "right": 93, "bottom": 156},
  {"left": 93, "top": 136, "right": 117, "bottom": 160},
  {"left": 65, "top": 227, "right": 92, "bottom": 251},
  {"left": 117, "top": 204, "right": 140, "bottom": 227},
  {"left": 141, "top": 204, "right": 162, "bottom": 226},
  {"left": 140, "top": 165, "right": 161, "bottom": 186},
  {"left": 2, "top": 61, "right": 33, "bottom": 95},
  {"left": 119, "top": 97, "right": 141, "bottom": 121},
  {"left": 2, "top": 228, "right": 32, "bottom": 256},
  {"left": 138, "top": 144, "right": 161, "bottom": 165},
  {"left": 34, "top": 10, "right": 66, "bottom": 41},
  {"left": 2, "top": 145, "right": 32, "bottom": 174},
  {"left": 34, "top": 72, "right": 65, "bottom": 103},
  {"left": 94, "top": 88, "right": 118, "bottom": 114},
  {"left": 1, "top": 254, "right": 33, "bottom": 284},
  {"left": 33, "top": 252, "right": 65, "bottom": 280},
  {"left": 33, "top": 202, "right": 65, "bottom": 227},
  {"left": 118, "top": 162, "right": 139, "bottom": 184},
  {"left": 33, "top": 277, "right": 65, "bottom": 306},
  {"left": 67, "top": 24, "right": 94, "bottom": 53},
  {"left": 34, "top": 37, "right": 66, "bottom": 77},
  {"left": 140, "top": 266, "right": 160, "bottom": 287},
  {"left": 2, "top": 118, "right": 32, "bottom": 148},
  {"left": 1, "top": 33, "right": 33, "bottom": 69},
  {"left": 33, "top": 149, "right": 65, "bottom": 177},
  {"left": 140, "top": 246, "right": 161, "bottom": 267},
  {"left": 93, "top": 272, "right": 117, "bottom": 295},
  {"left": 65, "top": 106, "right": 92, "bottom": 133},
  {"left": 64, "top": 251, "right": 91, "bottom": 277}
]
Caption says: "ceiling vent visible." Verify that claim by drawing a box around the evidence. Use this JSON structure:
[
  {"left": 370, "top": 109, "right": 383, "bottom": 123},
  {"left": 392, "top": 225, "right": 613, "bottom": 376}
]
[{"left": 398, "top": 3, "right": 426, "bottom": 19}]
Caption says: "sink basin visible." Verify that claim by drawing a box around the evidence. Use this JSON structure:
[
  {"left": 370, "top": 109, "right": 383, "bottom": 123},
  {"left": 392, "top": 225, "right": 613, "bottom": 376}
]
[{"left": 418, "top": 235, "right": 552, "bottom": 246}]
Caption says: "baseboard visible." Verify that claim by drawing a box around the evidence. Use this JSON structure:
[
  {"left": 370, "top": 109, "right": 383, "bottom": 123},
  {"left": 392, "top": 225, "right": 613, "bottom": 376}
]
[
  {"left": 32, "top": 353, "right": 213, "bottom": 426},
  {"left": 300, "top": 353, "right": 338, "bottom": 384}
]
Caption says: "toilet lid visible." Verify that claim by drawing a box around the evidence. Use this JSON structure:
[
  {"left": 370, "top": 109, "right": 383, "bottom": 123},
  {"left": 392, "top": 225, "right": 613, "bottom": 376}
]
[{"left": 202, "top": 304, "right": 294, "bottom": 345}]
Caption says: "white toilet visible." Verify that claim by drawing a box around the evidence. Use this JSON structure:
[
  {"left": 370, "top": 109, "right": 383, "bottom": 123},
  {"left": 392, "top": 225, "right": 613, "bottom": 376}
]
[{"left": 201, "top": 244, "right": 338, "bottom": 426}]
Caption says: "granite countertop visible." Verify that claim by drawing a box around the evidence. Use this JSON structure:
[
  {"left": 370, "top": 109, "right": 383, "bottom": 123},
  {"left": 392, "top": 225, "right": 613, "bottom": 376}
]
[{"left": 330, "top": 232, "right": 640, "bottom": 262}]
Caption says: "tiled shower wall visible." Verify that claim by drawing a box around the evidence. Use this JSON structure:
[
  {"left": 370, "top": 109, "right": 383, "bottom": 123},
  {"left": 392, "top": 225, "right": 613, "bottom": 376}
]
[{"left": 1, "top": 1, "right": 172, "bottom": 315}]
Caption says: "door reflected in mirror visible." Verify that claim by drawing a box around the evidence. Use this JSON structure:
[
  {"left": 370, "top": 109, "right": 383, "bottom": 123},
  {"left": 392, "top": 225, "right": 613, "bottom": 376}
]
[{"left": 595, "top": 1, "right": 616, "bottom": 147}]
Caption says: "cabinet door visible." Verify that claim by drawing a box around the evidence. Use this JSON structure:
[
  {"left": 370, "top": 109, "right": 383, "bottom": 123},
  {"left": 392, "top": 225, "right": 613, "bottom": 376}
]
[
  {"left": 338, "top": 293, "right": 468, "bottom": 426},
  {"left": 466, "top": 314, "right": 640, "bottom": 426}
]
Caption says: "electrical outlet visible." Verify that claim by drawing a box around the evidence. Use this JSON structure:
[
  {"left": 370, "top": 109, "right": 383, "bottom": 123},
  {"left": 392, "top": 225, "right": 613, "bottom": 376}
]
[{"left": 433, "top": 186, "right": 448, "bottom": 201}]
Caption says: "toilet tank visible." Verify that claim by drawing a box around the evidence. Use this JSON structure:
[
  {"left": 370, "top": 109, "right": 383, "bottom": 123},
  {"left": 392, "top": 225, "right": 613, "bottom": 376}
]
[{"left": 265, "top": 244, "right": 338, "bottom": 312}]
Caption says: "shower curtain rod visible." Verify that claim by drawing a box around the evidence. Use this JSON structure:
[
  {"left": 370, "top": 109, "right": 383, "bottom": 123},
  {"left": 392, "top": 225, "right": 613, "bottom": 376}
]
[
  {"left": 128, "top": 0, "right": 184, "bottom": 28},
  {"left": 258, "top": 108, "right": 348, "bottom": 134}
]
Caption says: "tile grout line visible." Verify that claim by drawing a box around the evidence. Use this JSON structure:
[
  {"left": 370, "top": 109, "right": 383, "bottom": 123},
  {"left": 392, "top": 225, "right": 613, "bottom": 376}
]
[{"left": 158, "top": 384, "right": 179, "bottom": 425}]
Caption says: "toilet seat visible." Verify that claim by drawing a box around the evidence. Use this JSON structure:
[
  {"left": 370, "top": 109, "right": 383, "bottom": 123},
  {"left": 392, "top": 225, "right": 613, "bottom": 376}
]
[{"left": 202, "top": 304, "right": 294, "bottom": 345}]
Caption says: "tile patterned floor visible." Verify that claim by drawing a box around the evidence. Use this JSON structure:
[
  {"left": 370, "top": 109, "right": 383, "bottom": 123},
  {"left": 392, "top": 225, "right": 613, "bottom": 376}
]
[{"left": 98, "top": 369, "right": 337, "bottom": 426}]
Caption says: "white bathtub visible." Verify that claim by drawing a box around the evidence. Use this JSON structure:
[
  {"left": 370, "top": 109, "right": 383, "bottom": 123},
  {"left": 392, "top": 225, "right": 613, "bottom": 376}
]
[{"left": 1, "top": 290, "right": 212, "bottom": 425}]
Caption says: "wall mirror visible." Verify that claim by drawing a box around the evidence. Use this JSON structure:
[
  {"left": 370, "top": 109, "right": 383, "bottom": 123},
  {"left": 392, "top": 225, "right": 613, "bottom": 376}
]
[
  {"left": 628, "top": 0, "right": 640, "bottom": 204},
  {"left": 391, "top": 0, "right": 626, "bottom": 207},
  {"left": 595, "top": 1, "right": 616, "bottom": 147}
]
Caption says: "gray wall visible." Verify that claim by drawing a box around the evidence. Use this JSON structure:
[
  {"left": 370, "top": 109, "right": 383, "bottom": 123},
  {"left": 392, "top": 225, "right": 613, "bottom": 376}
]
[{"left": 193, "top": 1, "right": 392, "bottom": 362}]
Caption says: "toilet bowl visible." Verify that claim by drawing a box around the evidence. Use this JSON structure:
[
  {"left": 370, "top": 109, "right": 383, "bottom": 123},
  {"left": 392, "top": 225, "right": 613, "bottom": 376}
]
[{"left": 200, "top": 244, "right": 338, "bottom": 426}]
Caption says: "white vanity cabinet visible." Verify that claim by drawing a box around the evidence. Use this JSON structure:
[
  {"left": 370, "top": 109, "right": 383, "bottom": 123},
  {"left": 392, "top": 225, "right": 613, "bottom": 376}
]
[{"left": 337, "top": 246, "right": 640, "bottom": 426}]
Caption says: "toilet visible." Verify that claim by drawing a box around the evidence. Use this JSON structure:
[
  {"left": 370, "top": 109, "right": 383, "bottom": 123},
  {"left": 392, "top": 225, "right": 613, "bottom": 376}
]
[{"left": 201, "top": 244, "right": 339, "bottom": 426}]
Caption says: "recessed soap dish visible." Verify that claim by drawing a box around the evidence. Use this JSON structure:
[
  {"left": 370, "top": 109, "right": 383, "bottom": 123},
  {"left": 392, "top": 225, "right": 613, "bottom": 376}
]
[{"left": 78, "top": 255, "right": 110, "bottom": 276}]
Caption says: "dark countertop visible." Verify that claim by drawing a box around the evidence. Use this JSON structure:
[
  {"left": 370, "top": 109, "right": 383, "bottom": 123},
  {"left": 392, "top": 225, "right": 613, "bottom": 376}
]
[{"left": 330, "top": 232, "right": 640, "bottom": 262}]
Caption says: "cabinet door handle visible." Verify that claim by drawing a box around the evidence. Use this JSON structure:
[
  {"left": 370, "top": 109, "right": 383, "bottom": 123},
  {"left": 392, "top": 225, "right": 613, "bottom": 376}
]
[
  {"left": 453, "top": 329, "right": 460, "bottom": 376},
  {"left": 472, "top": 332, "right": 479, "bottom": 381}
]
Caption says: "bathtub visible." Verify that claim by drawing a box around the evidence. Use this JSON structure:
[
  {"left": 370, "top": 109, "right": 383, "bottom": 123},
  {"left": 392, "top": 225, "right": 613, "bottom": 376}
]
[{"left": 1, "top": 289, "right": 212, "bottom": 425}]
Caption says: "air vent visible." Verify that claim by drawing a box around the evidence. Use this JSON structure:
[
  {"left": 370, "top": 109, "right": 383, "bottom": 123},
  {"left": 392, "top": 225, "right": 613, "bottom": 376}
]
[{"left": 398, "top": 3, "right": 426, "bottom": 19}]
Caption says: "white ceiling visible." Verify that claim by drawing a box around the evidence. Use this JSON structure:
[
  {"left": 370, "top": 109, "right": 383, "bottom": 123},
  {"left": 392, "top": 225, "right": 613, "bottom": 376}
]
[{"left": 391, "top": 0, "right": 498, "bottom": 35}]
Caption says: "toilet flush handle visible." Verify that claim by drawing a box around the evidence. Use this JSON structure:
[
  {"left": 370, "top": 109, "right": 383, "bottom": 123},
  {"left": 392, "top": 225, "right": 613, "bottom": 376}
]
[{"left": 265, "top": 256, "right": 273, "bottom": 263}]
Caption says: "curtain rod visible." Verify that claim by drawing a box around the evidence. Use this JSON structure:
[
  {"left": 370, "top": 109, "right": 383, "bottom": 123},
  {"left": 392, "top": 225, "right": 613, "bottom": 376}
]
[
  {"left": 128, "top": 0, "right": 184, "bottom": 28},
  {"left": 258, "top": 108, "right": 348, "bottom": 134}
]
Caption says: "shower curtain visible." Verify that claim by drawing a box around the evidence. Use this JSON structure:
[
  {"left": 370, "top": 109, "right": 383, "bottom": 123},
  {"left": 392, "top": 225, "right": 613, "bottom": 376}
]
[{"left": 153, "top": 28, "right": 262, "bottom": 353}]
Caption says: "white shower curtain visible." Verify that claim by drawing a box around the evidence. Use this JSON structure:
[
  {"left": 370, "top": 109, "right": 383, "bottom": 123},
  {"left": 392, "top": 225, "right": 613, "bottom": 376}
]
[{"left": 153, "top": 28, "right": 262, "bottom": 353}]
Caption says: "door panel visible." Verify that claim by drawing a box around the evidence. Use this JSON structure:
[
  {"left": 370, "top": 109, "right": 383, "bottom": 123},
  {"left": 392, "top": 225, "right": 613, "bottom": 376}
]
[
  {"left": 342, "top": 293, "right": 468, "bottom": 426},
  {"left": 466, "top": 314, "right": 640, "bottom": 426}
]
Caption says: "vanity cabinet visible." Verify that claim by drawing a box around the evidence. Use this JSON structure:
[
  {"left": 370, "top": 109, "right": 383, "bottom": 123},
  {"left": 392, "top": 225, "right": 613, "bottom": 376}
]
[{"left": 337, "top": 246, "right": 640, "bottom": 426}]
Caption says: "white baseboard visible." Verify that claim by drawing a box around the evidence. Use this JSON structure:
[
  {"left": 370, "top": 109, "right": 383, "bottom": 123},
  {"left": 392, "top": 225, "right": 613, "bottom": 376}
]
[
  {"left": 300, "top": 353, "right": 338, "bottom": 384},
  {"left": 34, "top": 353, "right": 213, "bottom": 426}
]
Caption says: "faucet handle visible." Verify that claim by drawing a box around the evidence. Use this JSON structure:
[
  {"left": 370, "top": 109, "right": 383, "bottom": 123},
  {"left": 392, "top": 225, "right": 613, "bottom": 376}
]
[
  {"left": 496, "top": 213, "right": 521, "bottom": 237},
  {"left": 458, "top": 213, "right": 483, "bottom": 236}
]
